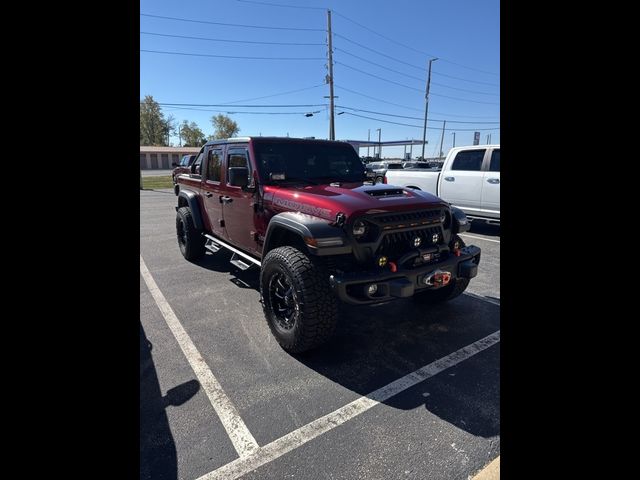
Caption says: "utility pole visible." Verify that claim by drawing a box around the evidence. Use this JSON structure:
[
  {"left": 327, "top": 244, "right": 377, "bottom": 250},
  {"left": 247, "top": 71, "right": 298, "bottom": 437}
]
[
  {"left": 486, "top": 134, "right": 490, "bottom": 144},
  {"left": 327, "top": 9, "right": 335, "bottom": 140},
  {"left": 376, "top": 128, "right": 382, "bottom": 158},
  {"left": 439, "top": 120, "right": 446, "bottom": 159},
  {"left": 452, "top": 132, "right": 456, "bottom": 148},
  {"left": 410, "top": 139, "right": 413, "bottom": 158},
  {"left": 421, "top": 57, "right": 438, "bottom": 160},
  {"left": 367, "top": 129, "right": 370, "bottom": 157},
  {"left": 178, "top": 123, "right": 182, "bottom": 147}
]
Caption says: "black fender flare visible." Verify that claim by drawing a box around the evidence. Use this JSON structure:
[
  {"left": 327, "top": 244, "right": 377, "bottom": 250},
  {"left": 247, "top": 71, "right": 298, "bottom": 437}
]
[
  {"left": 264, "top": 212, "right": 351, "bottom": 256},
  {"left": 451, "top": 206, "right": 470, "bottom": 234},
  {"left": 177, "top": 190, "right": 204, "bottom": 231}
]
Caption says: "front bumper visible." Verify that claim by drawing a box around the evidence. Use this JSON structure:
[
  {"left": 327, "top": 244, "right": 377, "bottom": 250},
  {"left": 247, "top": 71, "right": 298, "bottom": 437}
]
[{"left": 329, "top": 245, "right": 481, "bottom": 305}]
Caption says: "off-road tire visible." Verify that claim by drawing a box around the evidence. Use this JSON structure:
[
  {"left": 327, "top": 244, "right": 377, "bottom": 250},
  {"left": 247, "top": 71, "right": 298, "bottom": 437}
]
[
  {"left": 413, "top": 235, "right": 470, "bottom": 304},
  {"left": 375, "top": 176, "right": 384, "bottom": 184},
  {"left": 176, "top": 207, "right": 205, "bottom": 261},
  {"left": 260, "top": 246, "right": 338, "bottom": 353}
]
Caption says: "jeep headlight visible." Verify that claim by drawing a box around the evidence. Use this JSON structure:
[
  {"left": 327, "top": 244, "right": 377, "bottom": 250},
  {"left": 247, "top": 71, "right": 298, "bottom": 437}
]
[{"left": 352, "top": 220, "right": 367, "bottom": 237}]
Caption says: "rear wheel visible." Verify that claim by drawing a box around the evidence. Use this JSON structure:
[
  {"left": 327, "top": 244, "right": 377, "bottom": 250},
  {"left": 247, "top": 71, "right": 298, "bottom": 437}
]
[
  {"left": 176, "top": 207, "right": 205, "bottom": 261},
  {"left": 260, "top": 246, "right": 338, "bottom": 353},
  {"left": 375, "top": 176, "right": 384, "bottom": 184},
  {"left": 413, "top": 235, "right": 470, "bottom": 304}
]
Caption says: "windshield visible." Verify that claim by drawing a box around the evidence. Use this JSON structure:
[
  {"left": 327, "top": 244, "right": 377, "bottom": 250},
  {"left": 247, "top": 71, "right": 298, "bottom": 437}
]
[{"left": 254, "top": 141, "right": 365, "bottom": 184}]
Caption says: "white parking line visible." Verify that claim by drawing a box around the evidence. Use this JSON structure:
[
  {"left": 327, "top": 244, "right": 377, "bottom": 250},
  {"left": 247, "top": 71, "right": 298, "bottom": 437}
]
[
  {"left": 460, "top": 233, "right": 500, "bottom": 244},
  {"left": 140, "top": 255, "right": 259, "bottom": 458},
  {"left": 197, "top": 330, "right": 501, "bottom": 480}
]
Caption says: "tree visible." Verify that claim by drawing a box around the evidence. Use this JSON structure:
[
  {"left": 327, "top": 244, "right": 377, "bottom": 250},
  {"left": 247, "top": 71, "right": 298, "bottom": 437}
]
[
  {"left": 210, "top": 114, "right": 239, "bottom": 139},
  {"left": 140, "top": 95, "right": 170, "bottom": 146},
  {"left": 179, "top": 120, "right": 206, "bottom": 147},
  {"left": 164, "top": 114, "right": 177, "bottom": 146}
]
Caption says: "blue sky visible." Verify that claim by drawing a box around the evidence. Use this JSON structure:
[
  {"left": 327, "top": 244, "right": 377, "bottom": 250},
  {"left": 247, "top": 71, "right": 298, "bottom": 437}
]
[{"left": 140, "top": 0, "right": 499, "bottom": 158}]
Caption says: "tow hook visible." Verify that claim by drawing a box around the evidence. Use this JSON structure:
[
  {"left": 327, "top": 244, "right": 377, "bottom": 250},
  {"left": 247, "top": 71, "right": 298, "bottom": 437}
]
[{"left": 422, "top": 270, "right": 452, "bottom": 288}]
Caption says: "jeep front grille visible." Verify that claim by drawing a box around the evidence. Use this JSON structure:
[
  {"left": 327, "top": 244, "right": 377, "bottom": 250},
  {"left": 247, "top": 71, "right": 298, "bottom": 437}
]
[{"left": 376, "top": 226, "right": 442, "bottom": 260}]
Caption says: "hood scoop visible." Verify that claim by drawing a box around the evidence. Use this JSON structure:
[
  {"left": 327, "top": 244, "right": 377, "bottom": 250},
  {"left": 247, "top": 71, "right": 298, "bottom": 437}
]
[{"left": 364, "top": 188, "right": 406, "bottom": 198}]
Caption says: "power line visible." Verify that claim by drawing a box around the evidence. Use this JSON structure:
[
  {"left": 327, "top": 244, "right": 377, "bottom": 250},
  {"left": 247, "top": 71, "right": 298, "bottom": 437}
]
[
  {"left": 335, "top": 105, "right": 500, "bottom": 124},
  {"left": 432, "top": 71, "right": 500, "bottom": 87},
  {"left": 337, "top": 61, "right": 501, "bottom": 105},
  {"left": 235, "top": 0, "right": 326, "bottom": 9},
  {"left": 335, "top": 84, "right": 423, "bottom": 112},
  {"left": 164, "top": 106, "right": 324, "bottom": 114},
  {"left": 331, "top": 10, "right": 499, "bottom": 77},
  {"left": 334, "top": 84, "right": 500, "bottom": 119},
  {"left": 140, "top": 49, "right": 324, "bottom": 60},
  {"left": 339, "top": 111, "right": 500, "bottom": 131},
  {"left": 334, "top": 47, "right": 425, "bottom": 82},
  {"left": 152, "top": 102, "right": 327, "bottom": 107},
  {"left": 336, "top": 62, "right": 423, "bottom": 92},
  {"left": 430, "top": 81, "right": 500, "bottom": 97},
  {"left": 140, "top": 31, "right": 325, "bottom": 46},
  {"left": 333, "top": 32, "right": 426, "bottom": 72},
  {"left": 430, "top": 91, "right": 500, "bottom": 105},
  {"left": 219, "top": 84, "right": 325, "bottom": 104},
  {"left": 335, "top": 47, "right": 499, "bottom": 96},
  {"left": 335, "top": 31, "right": 501, "bottom": 87},
  {"left": 140, "top": 13, "right": 324, "bottom": 31}
]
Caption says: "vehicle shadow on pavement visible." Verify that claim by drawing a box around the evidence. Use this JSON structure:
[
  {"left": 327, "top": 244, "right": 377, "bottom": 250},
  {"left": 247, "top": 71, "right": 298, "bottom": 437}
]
[
  {"left": 191, "top": 251, "right": 499, "bottom": 437},
  {"left": 193, "top": 251, "right": 260, "bottom": 290},
  {"left": 469, "top": 221, "right": 500, "bottom": 237},
  {"left": 140, "top": 322, "right": 201, "bottom": 480},
  {"left": 296, "top": 294, "right": 500, "bottom": 438}
]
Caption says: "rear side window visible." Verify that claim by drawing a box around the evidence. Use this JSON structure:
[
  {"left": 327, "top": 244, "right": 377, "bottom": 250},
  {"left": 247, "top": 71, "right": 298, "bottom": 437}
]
[
  {"left": 451, "top": 149, "right": 485, "bottom": 171},
  {"left": 206, "top": 149, "right": 222, "bottom": 182},
  {"left": 227, "top": 148, "right": 251, "bottom": 184},
  {"left": 489, "top": 149, "right": 500, "bottom": 172},
  {"left": 387, "top": 164, "right": 403, "bottom": 169}
]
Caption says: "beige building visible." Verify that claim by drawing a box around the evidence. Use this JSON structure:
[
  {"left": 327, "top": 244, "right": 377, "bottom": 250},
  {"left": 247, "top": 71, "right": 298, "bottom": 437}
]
[{"left": 140, "top": 146, "right": 201, "bottom": 170}]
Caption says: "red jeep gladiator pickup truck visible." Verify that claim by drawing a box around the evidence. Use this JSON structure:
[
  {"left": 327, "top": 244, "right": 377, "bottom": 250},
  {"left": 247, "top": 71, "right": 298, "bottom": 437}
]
[{"left": 175, "top": 137, "right": 480, "bottom": 353}]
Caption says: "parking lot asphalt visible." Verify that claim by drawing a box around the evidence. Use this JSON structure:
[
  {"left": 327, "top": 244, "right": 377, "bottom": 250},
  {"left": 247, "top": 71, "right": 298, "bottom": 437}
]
[{"left": 140, "top": 189, "right": 500, "bottom": 480}]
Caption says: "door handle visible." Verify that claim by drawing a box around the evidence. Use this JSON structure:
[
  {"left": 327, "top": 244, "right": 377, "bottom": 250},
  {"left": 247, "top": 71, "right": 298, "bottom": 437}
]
[
  {"left": 219, "top": 195, "right": 233, "bottom": 204},
  {"left": 487, "top": 178, "right": 500, "bottom": 184},
  {"left": 444, "top": 176, "right": 455, "bottom": 182},
  {"left": 204, "top": 192, "right": 213, "bottom": 198}
]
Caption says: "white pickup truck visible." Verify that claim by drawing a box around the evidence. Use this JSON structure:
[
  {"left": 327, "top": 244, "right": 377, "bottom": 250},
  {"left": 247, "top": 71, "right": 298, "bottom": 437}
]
[{"left": 384, "top": 144, "right": 500, "bottom": 223}]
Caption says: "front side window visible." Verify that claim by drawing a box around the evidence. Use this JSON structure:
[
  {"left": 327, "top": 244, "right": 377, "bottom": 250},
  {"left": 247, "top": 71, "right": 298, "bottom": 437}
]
[
  {"left": 489, "top": 149, "right": 500, "bottom": 172},
  {"left": 192, "top": 149, "right": 205, "bottom": 175},
  {"left": 206, "top": 149, "right": 222, "bottom": 181},
  {"left": 452, "top": 149, "right": 485, "bottom": 171}
]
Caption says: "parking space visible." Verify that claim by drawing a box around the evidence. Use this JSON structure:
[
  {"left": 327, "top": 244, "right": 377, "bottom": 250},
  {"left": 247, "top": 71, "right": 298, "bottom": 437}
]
[{"left": 140, "top": 189, "right": 500, "bottom": 480}]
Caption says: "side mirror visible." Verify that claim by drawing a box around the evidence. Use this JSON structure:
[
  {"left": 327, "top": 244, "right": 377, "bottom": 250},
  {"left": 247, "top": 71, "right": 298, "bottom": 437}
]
[{"left": 228, "top": 167, "right": 249, "bottom": 188}]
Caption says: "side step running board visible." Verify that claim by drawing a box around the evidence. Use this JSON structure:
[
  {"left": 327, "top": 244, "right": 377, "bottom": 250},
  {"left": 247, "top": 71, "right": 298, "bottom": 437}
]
[
  {"left": 229, "top": 253, "right": 251, "bottom": 271},
  {"left": 203, "top": 233, "right": 262, "bottom": 268},
  {"left": 204, "top": 238, "right": 222, "bottom": 253}
]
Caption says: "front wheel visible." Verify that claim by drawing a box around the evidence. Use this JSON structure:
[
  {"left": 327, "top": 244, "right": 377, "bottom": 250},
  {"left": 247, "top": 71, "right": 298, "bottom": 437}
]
[{"left": 260, "top": 246, "right": 338, "bottom": 353}]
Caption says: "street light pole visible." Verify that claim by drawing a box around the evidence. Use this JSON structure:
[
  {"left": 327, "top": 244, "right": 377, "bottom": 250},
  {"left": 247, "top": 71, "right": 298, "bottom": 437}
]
[
  {"left": 367, "top": 129, "right": 370, "bottom": 157},
  {"left": 376, "top": 128, "right": 381, "bottom": 158},
  {"left": 451, "top": 132, "right": 456, "bottom": 148},
  {"left": 421, "top": 57, "right": 438, "bottom": 160}
]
